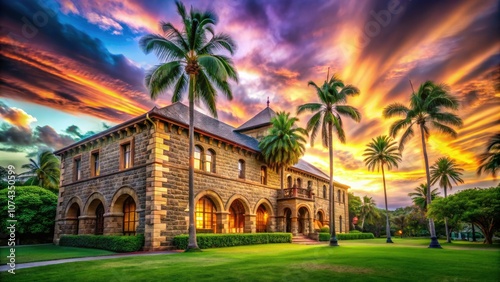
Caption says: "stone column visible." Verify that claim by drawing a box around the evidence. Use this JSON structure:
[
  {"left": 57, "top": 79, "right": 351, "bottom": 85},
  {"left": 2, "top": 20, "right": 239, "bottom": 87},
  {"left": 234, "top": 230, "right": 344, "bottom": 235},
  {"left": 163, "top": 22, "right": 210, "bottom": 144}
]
[
  {"left": 78, "top": 215, "right": 96, "bottom": 234},
  {"left": 53, "top": 157, "right": 66, "bottom": 244},
  {"left": 104, "top": 213, "right": 124, "bottom": 235},
  {"left": 217, "top": 211, "right": 229, "bottom": 233},
  {"left": 309, "top": 216, "right": 314, "bottom": 234},
  {"left": 144, "top": 122, "right": 170, "bottom": 251},
  {"left": 291, "top": 217, "right": 298, "bottom": 235},
  {"left": 246, "top": 214, "right": 256, "bottom": 233}
]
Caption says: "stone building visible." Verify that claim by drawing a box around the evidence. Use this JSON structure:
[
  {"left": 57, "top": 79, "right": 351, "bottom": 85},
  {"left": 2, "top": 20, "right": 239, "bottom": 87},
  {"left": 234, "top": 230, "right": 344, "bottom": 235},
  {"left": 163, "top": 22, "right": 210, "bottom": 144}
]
[{"left": 54, "top": 102, "right": 349, "bottom": 250}]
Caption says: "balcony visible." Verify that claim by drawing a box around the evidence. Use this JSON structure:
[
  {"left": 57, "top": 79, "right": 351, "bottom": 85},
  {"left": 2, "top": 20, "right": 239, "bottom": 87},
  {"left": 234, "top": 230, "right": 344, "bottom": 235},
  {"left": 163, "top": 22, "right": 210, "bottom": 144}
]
[{"left": 279, "top": 187, "right": 314, "bottom": 200}]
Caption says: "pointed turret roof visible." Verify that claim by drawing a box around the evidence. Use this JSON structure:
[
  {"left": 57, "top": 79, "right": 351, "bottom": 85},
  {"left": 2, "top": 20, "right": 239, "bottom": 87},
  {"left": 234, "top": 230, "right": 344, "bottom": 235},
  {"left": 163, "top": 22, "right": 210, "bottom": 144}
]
[{"left": 236, "top": 106, "right": 276, "bottom": 132}]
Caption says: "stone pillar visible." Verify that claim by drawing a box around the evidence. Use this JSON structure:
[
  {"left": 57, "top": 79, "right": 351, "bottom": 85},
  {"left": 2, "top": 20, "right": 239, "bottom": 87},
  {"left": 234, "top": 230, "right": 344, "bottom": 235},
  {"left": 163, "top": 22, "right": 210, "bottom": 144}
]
[
  {"left": 144, "top": 122, "right": 170, "bottom": 251},
  {"left": 309, "top": 216, "right": 314, "bottom": 234},
  {"left": 217, "top": 211, "right": 229, "bottom": 233},
  {"left": 291, "top": 217, "right": 298, "bottom": 235},
  {"left": 53, "top": 157, "right": 66, "bottom": 245},
  {"left": 275, "top": 216, "right": 284, "bottom": 232},
  {"left": 104, "top": 213, "right": 124, "bottom": 235},
  {"left": 246, "top": 214, "right": 256, "bottom": 233},
  {"left": 78, "top": 215, "right": 96, "bottom": 234}
]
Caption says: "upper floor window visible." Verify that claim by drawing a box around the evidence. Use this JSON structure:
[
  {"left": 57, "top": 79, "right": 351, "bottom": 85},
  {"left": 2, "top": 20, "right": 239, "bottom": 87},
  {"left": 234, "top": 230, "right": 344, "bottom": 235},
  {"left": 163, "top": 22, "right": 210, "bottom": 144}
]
[
  {"left": 297, "top": 178, "right": 302, "bottom": 188},
  {"left": 337, "top": 189, "right": 341, "bottom": 202},
  {"left": 91, "top": 151, "right": 100, "bottom": 177},
  {"left": 287, "top": 176, "right": 293, "bottom": 188},
  {"left": 342, "top": 191, "right": 345, "bottom": 203},
  {"left": 194, "top": 145, "right": 202, "bottom": 170},
  {"left": 238, "top": 159, "right": 245, "bottom": 179},
  {"left": 307, "top": 180, "right": 313, "bottom": 189},
  {"left": 205, "top": 149, "right": 216, "bottom": 173},
  {"left": 323, "top": 185, "right": 327, "bottom": 198},
  {"left": 74, "top": 157, "right": 82, "bottom": 181},
  {"left": 260, "top": 166, "right": 267, "bottom": 185},
  {"left": 120, "top": 141, "right": 133, "bottom": 170}
]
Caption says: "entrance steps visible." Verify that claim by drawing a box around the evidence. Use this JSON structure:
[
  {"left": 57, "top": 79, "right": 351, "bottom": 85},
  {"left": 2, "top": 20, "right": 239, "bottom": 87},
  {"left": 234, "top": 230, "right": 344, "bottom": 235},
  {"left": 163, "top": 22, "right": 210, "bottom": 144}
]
[{"left": 292, "top": 235, "right": 321, "bottom": 245}]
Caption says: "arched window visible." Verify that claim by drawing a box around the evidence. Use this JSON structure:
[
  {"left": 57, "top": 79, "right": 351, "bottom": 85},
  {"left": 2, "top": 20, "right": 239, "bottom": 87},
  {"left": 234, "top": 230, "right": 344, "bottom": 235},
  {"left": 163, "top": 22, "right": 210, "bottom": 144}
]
[
  {"left": 337, "top": 189, "right": 341, "bottom": 203},
  {"left": 287, "top": 176, "right": 293, "bottom": 188},
  {"left": 323, "top": 185, "right": 327, "bottom": 199},
  {"left": 95, "top": 203, "right": 104, "bottom": 235},
  {"left": 238, "top": 159, "right": 245, "bottom": 179},
  {"left": 307, "top": 180, "right": 312, "bottom": 189},
  {"left": 339, "top": 216, "right": 343, "bottom": 233},
  {"left": 194, "top": 146, "right": 202, "bottom": 170},
  {"left": 297, "top": 178, "right": 302, "bottom": 188},
  {"left": 342, "top": 191, "right": 345, "bottom": 203},
  {"left": 317, "top": 211, "right": 324, "bottom": 227},
  {"left": 260, "top": 166, "right": 267, "bottom": 185},
  {"left": 196, "top": 196, "right": 216, "bottom": 232},
  {"left": 256, "top": 205, "right": 268, "bottom": 232},
  {"left": 123, "top": 196, "right": 137, "bottom": 235},
  {"left": 205, "top": 149, "right": 216, "bottom": 173},
  {"left": 229, "top": 200, "right": 245, "bottom": 233}
]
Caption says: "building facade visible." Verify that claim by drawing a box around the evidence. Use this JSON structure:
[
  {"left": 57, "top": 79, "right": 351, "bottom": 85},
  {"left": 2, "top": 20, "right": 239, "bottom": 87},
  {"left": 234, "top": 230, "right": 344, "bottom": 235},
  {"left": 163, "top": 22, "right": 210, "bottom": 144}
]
[{"left": 54, "top": 102, "right": 349, "bottom": 250}]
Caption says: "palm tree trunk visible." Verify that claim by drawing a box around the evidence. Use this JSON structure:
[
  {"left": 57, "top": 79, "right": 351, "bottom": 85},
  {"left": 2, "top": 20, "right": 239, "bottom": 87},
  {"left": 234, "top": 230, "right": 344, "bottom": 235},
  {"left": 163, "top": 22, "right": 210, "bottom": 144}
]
[
  {"left": 382, "top": 165, "right": 393, "bottom": 243},
  {"left": 444, "top": 187, "right": 451, "bottom": 243},
  {"left": 280, "top": 166, "right": 285, "bottom": 232},
  {"left": 187, "top": 75, "right": 200, "bottom": 251},
  {"left": 328, "top": 123, "right": 338, "bottom": 246},
  {"left": 420, "top": 124, "right": 441, "bottom": 248}
]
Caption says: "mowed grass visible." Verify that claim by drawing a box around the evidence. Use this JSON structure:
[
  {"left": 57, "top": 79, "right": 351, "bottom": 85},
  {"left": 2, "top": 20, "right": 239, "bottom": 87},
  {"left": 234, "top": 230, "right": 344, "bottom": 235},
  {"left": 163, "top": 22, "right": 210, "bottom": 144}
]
[
  {"left": 0, "top": 244, "right": 115, "bottom": 264},
  {"left": 2, "top": 238, "right": 499, "bottom": 281}
]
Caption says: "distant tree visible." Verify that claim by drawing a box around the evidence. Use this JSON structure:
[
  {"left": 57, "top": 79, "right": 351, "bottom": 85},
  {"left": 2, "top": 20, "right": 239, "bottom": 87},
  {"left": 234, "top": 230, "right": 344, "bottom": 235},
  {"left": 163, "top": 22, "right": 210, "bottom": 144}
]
[
  {"left": 363, "top": 135, "right": 401, "bottom": 243},
  {"left": 428, "top": 186, "right": 500, "bottom": 244},
  {"left": 392, "top": 214, "right": 406, "bottom": 238},
  {"left": 259, "top": 112, "right": 307, "bottom": 196},
  {"left": 21, "top": 150, "right": 60, "bottom": 191},
  {"left": 0, "top": 186, "right": 57, "bottom": 243},
  {"left": 297, "top": 72, "right": 361, "bottom": 246},
  {"left": 0, "top": 166, "right": 8, "bottom": 180},
  {"left": 430, "top": 156, "right": 464, "bottom": 243},
  {"left": 384, "top": 80, "right": 463, "bottom": 248},
  {"left": 348, "top": 192, "right": 362, "bottom": 230},
  {"left": 408, "top": 183, "right": 440, "bottom": 211},
  {"left": 360, "top": 195, "right": 379, "bottom": 230},
  {"left": 477, "top": 133, "right": 500, "bottom": 179}
]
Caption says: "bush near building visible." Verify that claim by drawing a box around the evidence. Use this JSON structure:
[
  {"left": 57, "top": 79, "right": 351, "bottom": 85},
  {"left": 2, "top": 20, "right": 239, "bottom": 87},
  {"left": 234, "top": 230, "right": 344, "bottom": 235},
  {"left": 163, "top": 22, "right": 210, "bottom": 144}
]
[
  {"left": 59, "top": 234, "right": 144, "bottom": 252},
  {"left": 173, "top": 233, "right": 292, "bottom": 249}
]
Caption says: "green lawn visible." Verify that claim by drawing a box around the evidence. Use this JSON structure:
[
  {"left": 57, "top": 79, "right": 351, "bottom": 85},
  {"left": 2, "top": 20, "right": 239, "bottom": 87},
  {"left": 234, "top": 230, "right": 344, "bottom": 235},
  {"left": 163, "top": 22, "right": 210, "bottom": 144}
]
[
  {"left": 1, "top": 239, "right": 499, "bottom": 281},
  {"left": 0, "top": 244, "right": 115, "bottom": 264}
]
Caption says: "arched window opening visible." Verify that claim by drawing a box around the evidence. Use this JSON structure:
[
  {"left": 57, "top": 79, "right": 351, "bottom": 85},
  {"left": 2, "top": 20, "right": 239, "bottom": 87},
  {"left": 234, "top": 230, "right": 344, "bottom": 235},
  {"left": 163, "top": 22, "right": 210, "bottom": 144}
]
[
  {"left": 205, "top": 149, "right": 216, "bottom": 173},
  {"left": 323, "top": 185, "right": 327, "bottom": 199},
  {"left": 342, "top": 191, "right": 346, "bottom": 203},
  {"left": 317, "top": 211, "right": 324, "bottom": 227},
  {"left": 287, "top": 176, "right": 293, "bottom": 188},
  {"left": 297, "top": 178, "right": 302, "bottom": 188},
  {"left": 196, "top": 196, "right": 216, "bottom": 232},
  {"left": 260, "top": 166, "right": 267, "bottom": 185},
  {"left": 238, "top": 160, "right": 245, "bottom": 179},
  {"left": 95, "top": 203, "right": 104, "bottom": 235},
  {"left": 123, "top": 196, "right": 137, "bottom": 235},
  {"left": 256, "top": 205, "right": 268, "bottom": 232},
  {"left": 337, "top": 189, "right": 341, "bottom": 203},
  {"left": 194, "top": 146, "right": 202, "bottom": 170},
  {"left": 229, "top": 200, "right": 245, "bottom": 233}
]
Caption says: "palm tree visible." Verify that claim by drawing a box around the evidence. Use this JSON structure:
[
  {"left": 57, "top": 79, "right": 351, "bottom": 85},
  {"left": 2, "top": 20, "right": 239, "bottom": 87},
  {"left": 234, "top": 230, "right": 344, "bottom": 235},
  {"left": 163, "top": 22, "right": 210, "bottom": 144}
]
[
  {"left": 477, "top": 133, "right": 500, "bottom": 179},
  {"left": 259, "top": 112, "right": 307, "bottom": 207},
  {"left": 21, "top": 150, "right": 60, "bottom": 190},
  {"left": 363, "top": 135, "right": 401, "bottom": 243},
  {"left": 430, "top": 156, "right": 464, "bottom": 243},
  {"left": 384, "top": 81, "right": 462, "bottom": 248},
  {"left": 408, "top": 183, "right": 440, "bottom": 211},
  {"left": 359, "top": 195, "right": 379, "bottom": 230},
  {"left": 297, "top": 72, "right": 361, "bottom": 246},
  {"left": 140, "top": 1, "right": 238, "bottom": 252}
]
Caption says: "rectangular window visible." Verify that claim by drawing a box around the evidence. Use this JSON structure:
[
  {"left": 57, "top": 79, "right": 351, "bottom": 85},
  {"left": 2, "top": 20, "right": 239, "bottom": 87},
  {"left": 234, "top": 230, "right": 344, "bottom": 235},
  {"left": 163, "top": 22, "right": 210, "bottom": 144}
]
[
  {"left": 260, "top": 166, "right": 267, "bottom": 185},
  {"left": 91, "top": 151, "right": 100, "bottom": 176},
  {"left": 74, "top": 157, "right": 81, "bottom": 181},
  {"left": 238, "top": 160, "right": 245, "bottom": 179},
  {"left": 120, "top": 141, "right": 133, "bottom": 170}
]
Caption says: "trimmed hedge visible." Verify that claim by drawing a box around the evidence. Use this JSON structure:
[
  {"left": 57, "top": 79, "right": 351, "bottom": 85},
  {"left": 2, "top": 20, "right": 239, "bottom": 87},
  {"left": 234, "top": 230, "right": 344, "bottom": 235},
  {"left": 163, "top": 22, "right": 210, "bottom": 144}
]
[
  {"left": 60, "top": 234, "right": 144, "bottom": 252},
  {"left": 173, "top": 233, "right": 292, "bottom": 249},
  {"left": 318, "top": 232, "right": 375, "bottom": 241}
]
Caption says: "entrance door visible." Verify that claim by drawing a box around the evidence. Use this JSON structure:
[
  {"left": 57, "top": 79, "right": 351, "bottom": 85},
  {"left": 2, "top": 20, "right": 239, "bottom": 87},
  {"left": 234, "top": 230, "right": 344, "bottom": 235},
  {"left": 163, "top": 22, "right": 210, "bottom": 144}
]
[
  {"left": 284, "top": 208, "right": 292, "bottom": 233},
  {"left": 298, "top": 207, "right": 309, "bottom": 234}
]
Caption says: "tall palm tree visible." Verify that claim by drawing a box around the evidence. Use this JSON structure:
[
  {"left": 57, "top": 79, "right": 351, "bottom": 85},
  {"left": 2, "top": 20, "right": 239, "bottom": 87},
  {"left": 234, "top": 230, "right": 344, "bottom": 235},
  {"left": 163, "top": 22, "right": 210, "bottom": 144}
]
[
  {"left": 477, "top": 133, "right": 500, "bottom": 179},
  {"left": 359, "top": 195, "right": 379, "bottom": 230},
  {"left": 363, "top": 135, "right": 402, "bottom": 243},
  {"left": 140, "top": 1, "right": 238, "bottom": 251},
  {"left": 297, "top": 72, "right": 361, "bottom": 246},
  {"left": 22, "top": 150, "right": 60, "bottom": 191},
  {"left": 259, "top": 112, "right": 307, "bottom": 210},
  {"left": 408, "top": 183, "right": 440, "bottom": 211},
  {"left": 430, "top": 156, "right": 464, "bottom": 243},
  {"left": 384, "top": 81, "right": 462, "bottom": 248}
]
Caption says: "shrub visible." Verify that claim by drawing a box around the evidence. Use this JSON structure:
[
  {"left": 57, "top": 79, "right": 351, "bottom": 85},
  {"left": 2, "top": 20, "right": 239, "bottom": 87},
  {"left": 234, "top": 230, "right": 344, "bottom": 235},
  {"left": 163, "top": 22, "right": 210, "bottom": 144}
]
[
  {"left": 318, "top": 232, "right": 375, "bottom": 241},
  {"left": 173, "top": 233, "right": 292, "bottom": 249},
  {"left": 349, "top": 230, "right": 361, "bottom": 233},
  {"left": 60, "top": 234, "right": 144, "bottom": 252},
  {"left": 319, "top": 227, "right": 330, "bottom": 233}
]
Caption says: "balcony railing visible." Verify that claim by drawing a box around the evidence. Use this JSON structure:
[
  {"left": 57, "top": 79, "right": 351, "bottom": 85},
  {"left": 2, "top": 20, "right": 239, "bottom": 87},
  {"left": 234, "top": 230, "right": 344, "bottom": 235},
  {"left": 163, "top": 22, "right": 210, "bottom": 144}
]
[{"left": 279, "top": 187, "right": 314, "bottom": 200}]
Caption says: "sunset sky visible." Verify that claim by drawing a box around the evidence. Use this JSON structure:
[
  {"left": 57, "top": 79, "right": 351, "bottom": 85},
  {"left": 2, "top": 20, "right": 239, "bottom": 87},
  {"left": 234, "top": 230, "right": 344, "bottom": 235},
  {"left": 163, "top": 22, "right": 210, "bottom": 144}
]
[{"left": 1, "top": 0, "right": 499, "bottom": 209}]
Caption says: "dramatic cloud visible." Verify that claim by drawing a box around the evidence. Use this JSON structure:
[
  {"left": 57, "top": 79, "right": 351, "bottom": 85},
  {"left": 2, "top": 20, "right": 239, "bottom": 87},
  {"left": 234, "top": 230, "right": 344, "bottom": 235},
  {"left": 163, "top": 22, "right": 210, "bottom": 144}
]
[{"left": 0, "top": 101, "right": 37, "bottom": 129}]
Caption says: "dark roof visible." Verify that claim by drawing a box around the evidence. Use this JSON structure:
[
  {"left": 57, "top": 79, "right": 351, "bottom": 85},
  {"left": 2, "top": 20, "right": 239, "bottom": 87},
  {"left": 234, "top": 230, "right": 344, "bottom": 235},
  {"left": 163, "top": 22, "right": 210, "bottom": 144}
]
[
  {"left": 235, "top": 106, "right": 276, "bottom": 132},
  {"left": 152, "top": 102, "right": 260, "bottom": 151}
]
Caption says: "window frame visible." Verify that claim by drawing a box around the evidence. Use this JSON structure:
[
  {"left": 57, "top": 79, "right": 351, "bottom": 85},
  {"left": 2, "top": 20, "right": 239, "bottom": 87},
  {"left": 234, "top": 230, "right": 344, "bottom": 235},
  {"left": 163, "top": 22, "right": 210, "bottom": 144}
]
[
  {"left": 260, "top": 166, "right": 267, "bottom": 185},
  {"left": 123, "top": 196, "right": 137, "bottom": 236},
  {"left": 90, "top": 149, "right": 100, "bottom": 177},
  {"left": 205, "top": 149, "right": 216, "bottom": 173},
  {"left": 194, "top": 145, "right": 203, "bottom": 170},
  {"left": 238, "top": 159, "right": 245, "bottom": 179},
  {"left": 73, "top": 155, "right": 82, "bottom": 181},
  {"left": 120, "top": 138, "right": 134, "bottom": 170}
]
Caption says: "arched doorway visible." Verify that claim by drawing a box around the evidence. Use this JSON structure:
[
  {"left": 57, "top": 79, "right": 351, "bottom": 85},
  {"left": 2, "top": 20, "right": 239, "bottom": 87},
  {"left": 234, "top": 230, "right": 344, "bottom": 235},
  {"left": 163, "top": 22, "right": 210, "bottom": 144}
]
[
  {"left": 229, "top": 199, "right": 245, "bottom": 233},
  {"left": 298, "top": 207, "right": 309, "bottom": 234},
  {"left": 256, "top": 205, "right": 268, "bottom": 232},
  {"left": 95, "top": 203, "right": 104, "bottom": 235},
  {"left": 316, "top": 211, "right": 324, "bottom": 228},
  {"left": 196, "top": 196, "right": 217, "bottom": 233},
  {"left": 66, "top": 202, "right": 80, "bottom": 235},
  {"left": 284, "top": 208, "right": 292, "bottom": 233}
]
